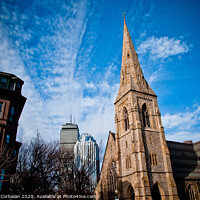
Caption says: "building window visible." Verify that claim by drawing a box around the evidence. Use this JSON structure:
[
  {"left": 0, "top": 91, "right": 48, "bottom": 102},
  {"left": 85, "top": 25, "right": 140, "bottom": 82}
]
[
  {"left": 150, "top": 136, "right": 153, "bottom": 144},
  {"left": 142, "top": 103, "right": 150, "bottom": 127},
  {"left": 109, "top": 161, "right": 117, "bottom": 199},
  {"left": 0, "top": 102, "right": 2, "bottom": 118},
  {"left": 197, "top": 181, "right": 200, "bottom": 194},
  {"left": 187, "top": 184, "right": 196, "bottom": 200},
  {"left": 124, "top": 107, "right": 129, "bottom": 131},
  {"left": 15, "top": 82, "right": 21, "bottom": 92},
  {"left": 0, "top": 169, "right": 5, "bottom": 191},
  {"left": 126, "top": 155, "right": 131, "bottom": 169},
  {"left": 0, "top": 77, "right": 7, "bottom": 83},
  {"left": 6, "top": 134, "right": 10, "bottom": 144},
  {"left": 9, "top": 106, "right": 14, "bottom": 122},
  {"left": 126, "top": 140, "right": 128, "bottom": 148},
  {"left": 150, "top": 153, "right": 158, "bottom": 165},
  {"left": 0, "top": 77, "right": 8, "bottom": 89},
  {"left": 8, "top": 81, "right": 14, "bottom": 90},
  {"left": 0, "top": 77, "right": 7, "bottom": 88},
  {"left": 13, "top": 150, "right": 17, "bottom": 157}
]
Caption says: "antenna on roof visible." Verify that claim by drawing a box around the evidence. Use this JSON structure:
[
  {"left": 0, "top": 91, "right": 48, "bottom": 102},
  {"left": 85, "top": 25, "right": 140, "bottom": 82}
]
[
  {"left": 74, "top": 118, "right": 75, "bottom": 124},
  {"left": 70, "top": 114, "right": 72, "bottom": 123}
]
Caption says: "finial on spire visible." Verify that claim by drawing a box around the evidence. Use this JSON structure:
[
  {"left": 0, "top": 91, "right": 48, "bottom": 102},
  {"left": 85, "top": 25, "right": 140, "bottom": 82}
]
[{"left": 122, "top": 12, "right": 126, "bottom": 19}]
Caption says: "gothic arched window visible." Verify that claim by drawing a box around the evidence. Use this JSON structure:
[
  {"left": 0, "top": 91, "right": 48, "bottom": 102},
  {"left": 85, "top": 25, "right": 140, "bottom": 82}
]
[
  {"left": 109, "top": 161, "right": 117, "bottom": 199},
  {"left": 197, "top": 181, "right": 200, "bottom": 196},
  {"left": 187, "top": 184, "right": 196, "bottom": 200},
  {"left": 126, "top": 155, "right": 131, "bottom": 169},
  {"left": 142, "top": 103, "right": 150, "bottom": 127},
  {"left": 149, "top": 152, "right": 158, "bottom": 165},
  {"left": 124, "top": 107, "right": 129, "bottom": 131}
]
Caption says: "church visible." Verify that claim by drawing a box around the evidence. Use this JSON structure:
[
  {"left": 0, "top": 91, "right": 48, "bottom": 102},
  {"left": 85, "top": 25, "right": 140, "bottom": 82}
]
[{"left": 95, "top": 18, "right": 200, "bottom": 200}]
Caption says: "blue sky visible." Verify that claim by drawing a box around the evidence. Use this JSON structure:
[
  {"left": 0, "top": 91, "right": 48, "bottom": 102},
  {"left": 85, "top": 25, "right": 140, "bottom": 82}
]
[{"left": 0, "top": 0, "right": 200, "bottom": 144}]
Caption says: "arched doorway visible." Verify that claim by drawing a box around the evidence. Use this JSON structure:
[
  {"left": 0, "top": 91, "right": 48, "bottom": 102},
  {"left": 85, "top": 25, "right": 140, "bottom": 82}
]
[
  {"left": 152, "top": 183, "right": 161, "bottom": 200},
  {"left": 128, "top": 186, "right": 135, "bottom": 200}
]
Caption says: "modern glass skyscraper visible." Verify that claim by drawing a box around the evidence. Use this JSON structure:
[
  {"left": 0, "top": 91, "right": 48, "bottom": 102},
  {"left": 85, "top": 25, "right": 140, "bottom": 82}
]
[{"left": 74, "top": 133, "right": 100, "bottom": 191}]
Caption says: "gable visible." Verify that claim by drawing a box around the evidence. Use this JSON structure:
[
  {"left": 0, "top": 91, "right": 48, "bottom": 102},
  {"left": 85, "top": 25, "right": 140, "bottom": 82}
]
[{"left": 100, "top": 131, "right": 116, "bottom": 177}]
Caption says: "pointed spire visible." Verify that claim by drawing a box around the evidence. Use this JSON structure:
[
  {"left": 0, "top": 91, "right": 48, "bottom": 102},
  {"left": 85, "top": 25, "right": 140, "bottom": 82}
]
[
  {"left": 121, "top": 17, "right": 140, "bottom": 82},
  {"left": 115, "top": 18, "right": 156, "bottom": 103},
  {"left": 122, "top": 12, "right": 126, "bottom": 19}
]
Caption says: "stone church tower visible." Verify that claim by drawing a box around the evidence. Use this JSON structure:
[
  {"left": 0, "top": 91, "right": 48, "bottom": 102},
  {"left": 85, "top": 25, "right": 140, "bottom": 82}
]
[{"left": 95, "top": 19, "right": 179, "bottom": 200}]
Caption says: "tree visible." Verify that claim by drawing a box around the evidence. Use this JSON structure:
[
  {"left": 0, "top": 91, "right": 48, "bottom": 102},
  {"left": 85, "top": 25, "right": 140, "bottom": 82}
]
[
  {"left": 9, "top": 133, "right": 60, "bottom": 195},
  {"left": 0, "top": 144, "right": 18, "bottom": 192},
  {"left": 59, "top": 149, "right": 96, "bottom": 195},
  {"left": 6, "top": 133, "right": 104, "bottom": 196},
  {"left": 59, "top": 139, "right": 105, "bottom": 195}
]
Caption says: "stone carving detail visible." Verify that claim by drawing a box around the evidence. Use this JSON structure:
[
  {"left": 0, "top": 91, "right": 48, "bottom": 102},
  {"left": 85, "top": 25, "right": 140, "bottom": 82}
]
[
  {"left": 137, "top": 96, "right": 152, "bottom": 101},
  {"left": 118, "top": 97, "right": 128, "bottom": 107},
  {"left": 115, "top": 114, "right": 118, "bottom": 123},
  {"left": 121, "top": 70, "right": 124, "bottom": 86},
  {"left": 136, "top": 65, "right": 148, "bottom": 89},
  {"left": 152, "top": 116, "right": 156, "bottom": 129},
  {"left": 156, "top": 107, "right": 160, "bottom": 115}
]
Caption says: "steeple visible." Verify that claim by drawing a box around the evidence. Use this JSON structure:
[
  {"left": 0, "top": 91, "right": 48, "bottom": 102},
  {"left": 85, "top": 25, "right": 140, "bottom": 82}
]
[
  {"left": 115, "top": 18, "right": 156, "bottom": 103},
  {"left": 95, "top": 17, "right": 179, "bottom": 200}
]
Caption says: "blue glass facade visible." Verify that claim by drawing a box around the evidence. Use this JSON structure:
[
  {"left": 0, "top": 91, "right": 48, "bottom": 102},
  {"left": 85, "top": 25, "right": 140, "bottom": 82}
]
[{"left": 74, "top": 133, "right": 100, "bottom": 191}]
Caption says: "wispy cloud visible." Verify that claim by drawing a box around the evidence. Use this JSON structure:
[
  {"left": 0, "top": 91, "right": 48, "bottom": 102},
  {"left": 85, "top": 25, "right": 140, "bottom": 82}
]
[
  {"left": 162, "top": 106, "right": 200, "bottom": 129},
  {"left": 137, "top": 36, "right": 190, "bottom": 84},
  {"left": 148, "top": 65, "right": 163, "bottom": 84},
  {"left": 0, "top": 0, "right": 117, "bottom": 144},
  {"left": 85, "top": 82, "right": 97, "bottom": 90},
  {"left": 166, "top": 131, "right": 200, "bottom": 143},
  {"left": 138, "top": 36, "right": 189, "bottom": 60},
  {"left": 162, "top": 106, "right": 200, "bottom": 142},
  {"left": 0, "top": 24, "right": 44, "bottom": 141},
  {"left": 1, "top": 0, "right": 199, "bottom": 148},
  {"left": 0, "top": 0, "right": 90, "bottom": 140}
]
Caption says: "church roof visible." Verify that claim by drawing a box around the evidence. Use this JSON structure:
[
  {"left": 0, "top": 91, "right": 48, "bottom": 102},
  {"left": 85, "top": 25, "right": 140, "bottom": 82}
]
[{"left": 100, "top": 131, "right": 116, "bottom": 174}]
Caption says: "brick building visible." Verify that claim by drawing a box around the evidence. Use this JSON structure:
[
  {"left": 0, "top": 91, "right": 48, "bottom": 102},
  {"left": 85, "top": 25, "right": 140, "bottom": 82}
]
[
  {"left": 95, "top": 19, "right": 200, "bottom": 200},
  {"left": 0, "top": 72, "right": 26, "bottom": 192}
]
